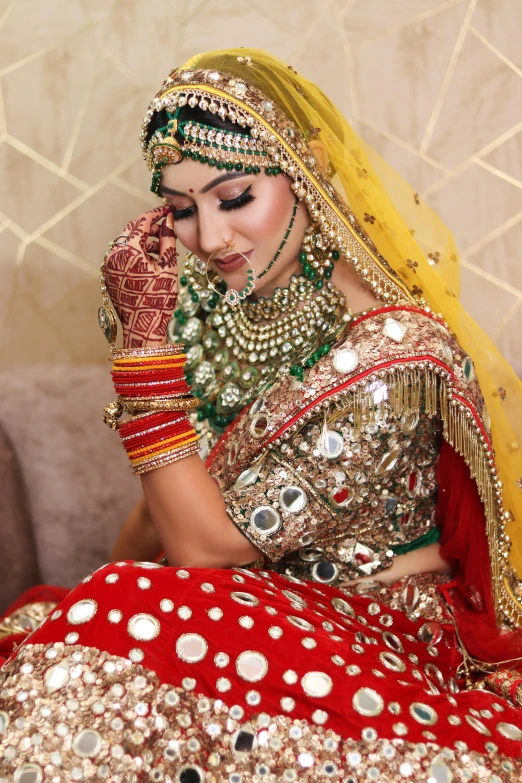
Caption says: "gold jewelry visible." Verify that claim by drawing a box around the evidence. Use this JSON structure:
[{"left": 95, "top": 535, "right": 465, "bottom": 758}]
[
  {"left": 98, "top": 264, "right": 118, "bottom": 347},
  {"left": 173, "top": 252, "right": 348, "bottom": 430},
  {"left": 131, "top": 441, "right": 200, "bottom": 475},
  {"left": 205, "top": 243, "right": 255, "bottom": 308},
  {"left": 111, "top": 344, "right": 184, "bottom": 360},
  {"left": 102, "top": 401, "right": 124, "bottom": 430},
  {"left": 102, "top": 394, "right": 200, "bottom": 429},
  {"left": 120, "top": 396, "right": 201, "bottom": 413}
]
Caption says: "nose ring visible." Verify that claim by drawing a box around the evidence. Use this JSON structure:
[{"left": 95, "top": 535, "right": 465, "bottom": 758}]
[{"left": 205, "top": 242, "right": 256, "bottom": 308}]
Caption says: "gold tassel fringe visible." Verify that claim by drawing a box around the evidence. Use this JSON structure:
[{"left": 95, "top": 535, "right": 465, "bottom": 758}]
[{"left": 327, "top": 363, "right": 512, "bottom": 625}]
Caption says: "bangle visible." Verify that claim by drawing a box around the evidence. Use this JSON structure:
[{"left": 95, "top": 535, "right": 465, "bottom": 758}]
[
  {"left": 129, "top": 432, "right": 200, "bottom": 464},
  {"left": 119, "top": 396, "right": 200, "bottom": 413},
  {"left": 131, "top": 441, "right": 200, "bottom": 475},
  {"left": 126, "top": 422, "right": 195, "bottom": 454},
  {"left": 104, "top": 343, "right": 201, "bottom": 472},
  {"left": 120, "top": 412, "right": 186, "bottom": 441},
  {"left": 119, "top": 410, "right": 200, "bottom": 475},
  {"left": 114, "top": 381, "right": 192, "bottom": 397},
  {"left": 111, "top": 344, "right": 184, "bottom": 360},
  {"left": 112, "top": 361, "right": 187, "bottom": 372}
]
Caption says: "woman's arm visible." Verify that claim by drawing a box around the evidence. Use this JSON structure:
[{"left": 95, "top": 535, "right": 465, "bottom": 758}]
[
  {"left": 110, "top": 461, "right": 262, "bottom": 567},
  {"left": 141, "top": 453, "right": 262, "bottom": 567},
  {"left": 104, "top": 209, "right": 262, "bottom": 568},
  {"left": 110, "top": 495, "right": 163, "bottom": 562}
]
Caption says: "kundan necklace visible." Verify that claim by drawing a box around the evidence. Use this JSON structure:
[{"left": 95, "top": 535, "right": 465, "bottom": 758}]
[{"left": 169, "top": 252, "right": 349, "bottom": 433}]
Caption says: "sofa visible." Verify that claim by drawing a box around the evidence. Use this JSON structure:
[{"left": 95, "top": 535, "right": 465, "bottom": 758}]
[{"left": 0, "top": 365, "right": 141, "bottom": 614}]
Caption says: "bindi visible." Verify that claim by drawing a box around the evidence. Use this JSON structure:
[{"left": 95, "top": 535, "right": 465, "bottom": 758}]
[{"left": 189, "top": 188, "right": 194, "bottom": 193}]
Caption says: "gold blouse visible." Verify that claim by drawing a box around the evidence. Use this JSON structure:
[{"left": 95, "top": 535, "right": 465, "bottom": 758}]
[{"left": 209, "top": 305, "right": 485, "bottom": 586}]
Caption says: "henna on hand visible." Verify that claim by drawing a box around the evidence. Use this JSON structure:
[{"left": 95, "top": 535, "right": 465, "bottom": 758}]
[{"left": 104, "top": 206, "right": 179, "bottom": 348}]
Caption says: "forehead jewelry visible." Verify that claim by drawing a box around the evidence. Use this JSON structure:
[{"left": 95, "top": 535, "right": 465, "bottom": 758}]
[
  {"left": 146, "top": 105, "right": 282, "bottom": 195},
  {"left": 206, "top": 239, "right": 255, "bottom": 309}
]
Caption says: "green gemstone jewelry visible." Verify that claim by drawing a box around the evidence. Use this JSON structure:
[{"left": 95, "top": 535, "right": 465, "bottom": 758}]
[
  {"left": 171, "top": 252, "right": 348, "bottom": 434},
  {"left": 148, "top": 108, "right": 282, "bottom": 194},
  {"left": 257, "top": 196, "right": 299, "bottom": 280},
  {"left": 299, "top": 225, "right": 341, "bottom": 290}
]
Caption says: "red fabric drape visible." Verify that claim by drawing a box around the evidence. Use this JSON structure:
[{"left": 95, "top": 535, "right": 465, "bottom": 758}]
[{"left": 436, "top": 439, "right": 522, "bottom": 667}]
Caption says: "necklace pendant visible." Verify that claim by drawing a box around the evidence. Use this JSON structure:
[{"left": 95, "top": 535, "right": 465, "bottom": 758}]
[{"left": 225, "top": 289, "right": 240, "bottom": 308}]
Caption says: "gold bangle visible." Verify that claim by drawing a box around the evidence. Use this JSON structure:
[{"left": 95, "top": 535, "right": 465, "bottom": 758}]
[
  {"left": 131, "top": 442, "right": 201, "bottom": 475},
  {"left": 111, "top": 344, "right": 184, "bottom": 360},
  {"left": 119, "top": 396, "right": 200, "bottom": 413},
  {"left": 102, "top": 400, "right": 124, "bottom": 430}
]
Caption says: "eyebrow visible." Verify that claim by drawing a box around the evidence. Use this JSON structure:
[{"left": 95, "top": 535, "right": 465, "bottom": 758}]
[{"left": 159, "top": 172, "right": 249, "bottom": 198}]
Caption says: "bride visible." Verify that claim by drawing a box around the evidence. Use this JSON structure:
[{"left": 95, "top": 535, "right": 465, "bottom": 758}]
[{"left": 1, "top": 47, "right": 522, "bottom": 783}]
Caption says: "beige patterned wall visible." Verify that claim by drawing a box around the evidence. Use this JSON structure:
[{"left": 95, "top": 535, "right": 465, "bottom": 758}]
[{"left": 1, "top": 0, "right": 521, "bottom": 372}]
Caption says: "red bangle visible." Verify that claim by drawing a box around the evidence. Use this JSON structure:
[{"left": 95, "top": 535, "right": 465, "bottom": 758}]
[
  {"left": 112, "top": 372, "right": 186, "bottom": 385},
  {"left": 109, "top": 347, "right": 200, "bottom": 474},
  {"left": 122, "top": 421, "right": 193, "bottom": 451},
  {"left": 127, "top": 425, "right": 196, "bottom": 460},
  {"left": 113, "top": 382, "right": 191, "bottom": 397},
  {"left": 119, "top": 411, "right": 185, "bottom": 437}
]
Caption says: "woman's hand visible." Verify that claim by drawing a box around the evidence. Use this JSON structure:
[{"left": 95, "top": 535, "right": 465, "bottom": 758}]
[
  {"left": 104, "top": 206, "right": 178, "bottom": 348},
  {"left": 337, "top": 543, "right": 452, "bottom": 589}
]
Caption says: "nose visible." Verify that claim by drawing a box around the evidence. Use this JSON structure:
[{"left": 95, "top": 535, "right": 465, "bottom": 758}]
[{"left": 196, "top": 203, "right": 232, "bottom": 259}]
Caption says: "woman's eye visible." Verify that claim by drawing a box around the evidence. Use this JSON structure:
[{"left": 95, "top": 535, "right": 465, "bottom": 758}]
[
  {"left": 170, "top": 185, "right": 255, "bottom": 221},
  {"left": 219, "top": 185, "right": 255, "bottom": 212},
  {"left": 172, "top": 205, "right": 196, "bottom": 221}
]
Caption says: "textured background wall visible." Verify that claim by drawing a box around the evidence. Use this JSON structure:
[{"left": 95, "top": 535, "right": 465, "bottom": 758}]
[{"left": 1, "top": 0, "right": 521, "bottom": 371}]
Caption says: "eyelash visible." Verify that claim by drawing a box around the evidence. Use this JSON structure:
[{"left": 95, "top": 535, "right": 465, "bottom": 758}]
[{"left": 172, "top": 185, "right": 255, "bottom": 221}]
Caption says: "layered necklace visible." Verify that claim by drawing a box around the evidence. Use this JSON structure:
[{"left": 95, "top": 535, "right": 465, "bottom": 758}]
[{"left": 169, "top": 252, "right": 349, "bottom": 434}]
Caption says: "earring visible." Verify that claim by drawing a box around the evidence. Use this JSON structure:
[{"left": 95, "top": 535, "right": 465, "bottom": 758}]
[
  {"left": 299, "top": 225, "right": 340, "bottom": 290},
  {"left": 206, "top": 240, "right": 256, "bottom": 308}
]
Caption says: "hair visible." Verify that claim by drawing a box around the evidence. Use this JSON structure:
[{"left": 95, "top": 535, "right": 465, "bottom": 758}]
[{"left": 145, "top": 106, "right": 247, "bottom": 148}]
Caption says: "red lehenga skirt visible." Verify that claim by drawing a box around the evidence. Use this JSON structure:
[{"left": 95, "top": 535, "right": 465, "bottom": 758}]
[{"left": 0, "top": 563, "right": 521, "bottom": 782}]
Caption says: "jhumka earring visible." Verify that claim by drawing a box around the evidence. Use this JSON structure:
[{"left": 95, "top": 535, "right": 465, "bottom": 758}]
[
  {"left": 299, "top": 225, "right": 340, "bottom": 290},
  {"left": 206, "top": 239, "right": 256, "bottom": 308}
]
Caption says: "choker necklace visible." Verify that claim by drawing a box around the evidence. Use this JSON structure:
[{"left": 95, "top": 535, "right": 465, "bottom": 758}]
[{"left": 169, "top": 253, "right": 349, "bottom": 434}]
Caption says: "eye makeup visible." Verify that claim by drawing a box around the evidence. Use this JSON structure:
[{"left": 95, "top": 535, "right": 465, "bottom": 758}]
[{"left": 171, "top": 185, "right": 255, "bottom": 221}]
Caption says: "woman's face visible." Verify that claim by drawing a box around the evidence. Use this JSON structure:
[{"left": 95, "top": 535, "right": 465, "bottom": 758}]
[{"left": 159, "top": 158, "right": 310, "bottom": 296}]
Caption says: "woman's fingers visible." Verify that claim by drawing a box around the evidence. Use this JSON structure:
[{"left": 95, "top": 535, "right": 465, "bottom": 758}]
[
  {"left": 147, "top": 207, "right": 171, "bottom": 239},
  {"left": 122, "top": 205, "right": 171, "bottom": 248},
  {"left": 144, "top": 236, "right": 160, "bottom": 255},
  {"left": 157, "top": 211, "right": 178, "bottom": 269}
]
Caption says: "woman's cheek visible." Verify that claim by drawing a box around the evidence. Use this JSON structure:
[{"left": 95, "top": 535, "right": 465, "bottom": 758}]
[
  {"left": 234, "top": 201, "right": 282, "bottom": 246},
  {"left": 254, "top": 183, "right": 295, "bottom": 236}
]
